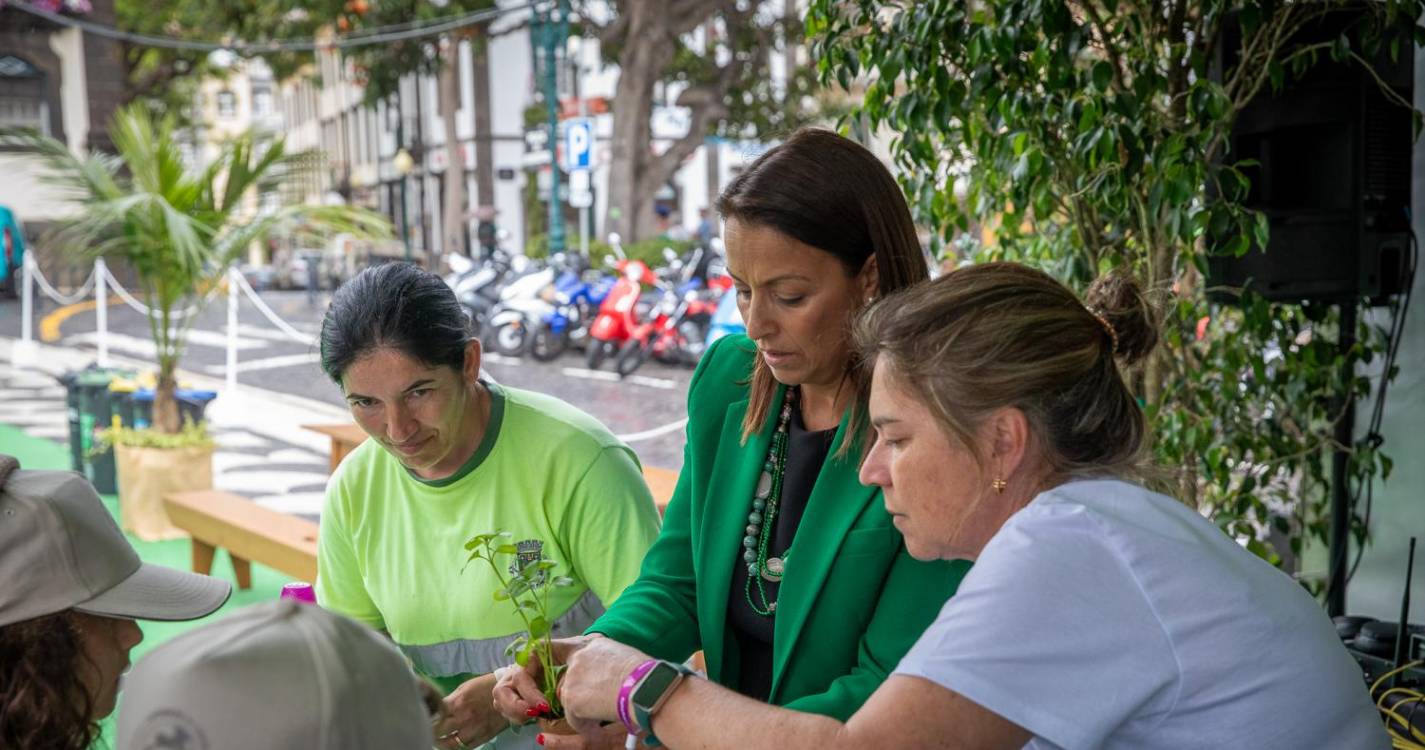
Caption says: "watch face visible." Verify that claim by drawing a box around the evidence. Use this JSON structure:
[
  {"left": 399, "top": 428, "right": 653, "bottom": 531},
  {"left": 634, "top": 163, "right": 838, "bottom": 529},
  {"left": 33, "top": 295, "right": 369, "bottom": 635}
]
[{"left": 632, "top": 662, "right": 681, "bottom": 708}]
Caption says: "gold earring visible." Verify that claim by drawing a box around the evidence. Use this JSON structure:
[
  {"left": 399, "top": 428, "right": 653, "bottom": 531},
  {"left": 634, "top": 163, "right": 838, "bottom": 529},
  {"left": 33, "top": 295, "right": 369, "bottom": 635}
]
[{"left": 992, "top": 477, "right": 1007, "bottom": 494}]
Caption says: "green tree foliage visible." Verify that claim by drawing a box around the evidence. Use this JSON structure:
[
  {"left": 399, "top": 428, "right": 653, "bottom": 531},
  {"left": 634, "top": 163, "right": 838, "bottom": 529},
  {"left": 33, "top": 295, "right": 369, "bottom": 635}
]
[
  {"left": 808, "top": 0, "right": 1421, "bottom": 584},
  {"left": 114, "top": 0, "right": 492, "bottom": 106}
]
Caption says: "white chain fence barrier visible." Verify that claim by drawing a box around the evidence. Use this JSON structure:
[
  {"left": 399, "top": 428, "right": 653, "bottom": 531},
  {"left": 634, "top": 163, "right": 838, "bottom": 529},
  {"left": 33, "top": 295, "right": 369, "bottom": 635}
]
[
  {"left": 28, "top": 255, "right": 96, "bottom": 305},
  {"left": 14, "top": 257, "right": 688, "bottom": 445},
  {"left": 231, "top": 269, "right": 318, "bottom": 347},
  {"left": 102, "top": 264, "right": 215, "bottom": 321}
]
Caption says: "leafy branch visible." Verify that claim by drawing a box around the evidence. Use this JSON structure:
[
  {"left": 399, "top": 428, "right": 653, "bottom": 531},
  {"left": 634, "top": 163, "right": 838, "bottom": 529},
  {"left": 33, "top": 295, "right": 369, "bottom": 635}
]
[{"left": 463, "top": 531, "right": 575, "bottom": 717}]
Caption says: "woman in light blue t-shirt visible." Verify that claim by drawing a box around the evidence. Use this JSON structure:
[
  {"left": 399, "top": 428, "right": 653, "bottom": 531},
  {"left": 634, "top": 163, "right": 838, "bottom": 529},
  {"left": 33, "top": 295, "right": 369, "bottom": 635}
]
[{"left": 543, "top": 263, "right": 1386, "bottom": 750}]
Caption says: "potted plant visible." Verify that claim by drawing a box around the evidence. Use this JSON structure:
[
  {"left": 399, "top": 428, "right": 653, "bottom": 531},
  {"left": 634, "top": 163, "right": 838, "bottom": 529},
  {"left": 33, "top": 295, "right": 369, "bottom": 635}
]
[
  {"left": 95, "top": 419, "right": 214, "bottom": 540},
  {"left": 2, "top": 105, "right": 389, "bottom": 538},
  {"left": 464, "top": 531, "right": 579, "bottom": 736}
]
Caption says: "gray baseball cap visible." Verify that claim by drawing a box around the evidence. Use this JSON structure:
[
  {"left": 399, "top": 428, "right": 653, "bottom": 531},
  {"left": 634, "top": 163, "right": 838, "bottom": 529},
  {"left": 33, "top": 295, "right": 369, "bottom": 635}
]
[
  {"left": 117, "top": 600, "right": 435, "bottom": 750},
  {"left": 0, "top": 454, "right": 231, "bottom": 627}
]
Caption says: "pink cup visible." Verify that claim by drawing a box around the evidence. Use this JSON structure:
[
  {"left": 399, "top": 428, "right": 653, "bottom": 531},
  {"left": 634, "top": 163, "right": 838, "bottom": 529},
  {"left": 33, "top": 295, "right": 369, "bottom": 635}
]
[{"left": 280, "top": 582, "right": 316, "bottom": 604}]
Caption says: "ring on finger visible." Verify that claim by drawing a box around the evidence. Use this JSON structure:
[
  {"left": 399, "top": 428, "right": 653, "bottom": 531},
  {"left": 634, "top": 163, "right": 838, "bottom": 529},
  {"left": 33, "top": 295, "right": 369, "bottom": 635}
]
[{"left": 438, "top": 729, "right": 470, "bottom": 749}]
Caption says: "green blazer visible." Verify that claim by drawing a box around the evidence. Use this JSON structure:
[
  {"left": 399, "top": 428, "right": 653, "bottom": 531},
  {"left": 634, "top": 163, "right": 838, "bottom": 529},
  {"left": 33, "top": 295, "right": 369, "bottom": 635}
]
[{"left": 591, "top": 335, "right": 969, "bottom": 720}]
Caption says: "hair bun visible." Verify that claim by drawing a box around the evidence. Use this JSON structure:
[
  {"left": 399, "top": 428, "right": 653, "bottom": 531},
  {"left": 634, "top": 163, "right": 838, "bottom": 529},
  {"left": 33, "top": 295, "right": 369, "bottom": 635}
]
[{"left": 1084, "top": 272, "right": 1158, "bottom": 367}]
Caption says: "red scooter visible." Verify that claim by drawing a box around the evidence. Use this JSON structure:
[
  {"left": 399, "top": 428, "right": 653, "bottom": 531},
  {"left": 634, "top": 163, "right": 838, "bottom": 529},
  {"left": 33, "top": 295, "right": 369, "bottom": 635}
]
[
  {"left": 613, "top": 289, "right": 719, "bottom": 376},
  {"left": 585, "top": 255, "right": 657, "bottom": 370},
  {"left": 613, "top": 247, "right": 731, "bottom": 377}
]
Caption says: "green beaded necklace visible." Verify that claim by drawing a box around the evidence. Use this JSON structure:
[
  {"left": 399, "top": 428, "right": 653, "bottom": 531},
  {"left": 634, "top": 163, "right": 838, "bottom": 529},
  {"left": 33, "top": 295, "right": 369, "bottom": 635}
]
[{"left": 742, "top": 388, "right": 795, "bottom": 616}]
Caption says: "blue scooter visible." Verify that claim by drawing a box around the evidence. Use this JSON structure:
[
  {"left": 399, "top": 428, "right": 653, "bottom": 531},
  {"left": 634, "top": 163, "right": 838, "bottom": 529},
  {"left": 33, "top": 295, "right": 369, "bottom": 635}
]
[{"left": 529, "top": 256, "right": 614, "bottom": 361}]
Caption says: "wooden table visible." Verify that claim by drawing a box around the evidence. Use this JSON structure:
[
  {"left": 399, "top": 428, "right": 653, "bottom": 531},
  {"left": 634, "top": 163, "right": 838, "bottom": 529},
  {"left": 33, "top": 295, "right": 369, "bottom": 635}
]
[{"left": 302, "top": 423, "right": 368, "bottom": 473}]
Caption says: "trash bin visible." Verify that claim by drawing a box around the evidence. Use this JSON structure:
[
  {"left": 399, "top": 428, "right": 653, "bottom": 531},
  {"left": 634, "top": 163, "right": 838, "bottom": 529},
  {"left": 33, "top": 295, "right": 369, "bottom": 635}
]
[
  {"left": 56, "top": 372, "right": 83, "bottom": 473},
  {"left": 80, "top": 369, "right": 134, "bottom": 494},
  {"left": 108, "top": 378, "right": 140, "bottom": 430},
  {"left": 129, "top": 388, "right": 219, "bottom": 430},
  {"left": 58, "top": 367, "right": 134, "bottom": 492}
]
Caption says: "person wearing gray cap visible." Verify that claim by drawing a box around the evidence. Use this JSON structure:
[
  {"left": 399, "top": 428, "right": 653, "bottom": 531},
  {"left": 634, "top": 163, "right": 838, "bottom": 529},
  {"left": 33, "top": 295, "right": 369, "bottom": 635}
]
[
  {"left": 117, "top": 599, "right": 437, "bottom": 750},
  {"left": 0, "top": 454, "right": 232, "bottom": 750}
]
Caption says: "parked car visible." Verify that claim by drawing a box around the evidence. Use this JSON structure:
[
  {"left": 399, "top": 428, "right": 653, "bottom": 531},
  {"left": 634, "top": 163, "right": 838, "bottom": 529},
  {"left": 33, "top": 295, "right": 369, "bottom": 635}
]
[{"left": 0, "top": 205, "right": 26, "bottom": 298}]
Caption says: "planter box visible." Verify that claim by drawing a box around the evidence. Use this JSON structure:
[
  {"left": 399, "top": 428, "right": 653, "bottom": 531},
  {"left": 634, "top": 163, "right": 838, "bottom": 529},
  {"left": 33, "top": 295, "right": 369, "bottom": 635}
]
[{"left": 115, "top": 442, "right": 214, "bottom": 541}]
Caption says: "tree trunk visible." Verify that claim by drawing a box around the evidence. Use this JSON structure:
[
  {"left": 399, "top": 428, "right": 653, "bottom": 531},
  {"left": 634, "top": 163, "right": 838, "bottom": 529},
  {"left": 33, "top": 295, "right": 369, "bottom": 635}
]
[
  {"left": 604, "top": 25, "right": 672, "bottom": 242},
  {"left": 440, "top": 37, "right": 467, "bottom": 259},
  {"left": 154, "top": 368, "right": 181, "bottom": 435},
  {"left": 603, "top": 1, "right": 755, "bottom": 242},
  {"left": 471, "top": 25, "right": 496, "bottom": 251}
]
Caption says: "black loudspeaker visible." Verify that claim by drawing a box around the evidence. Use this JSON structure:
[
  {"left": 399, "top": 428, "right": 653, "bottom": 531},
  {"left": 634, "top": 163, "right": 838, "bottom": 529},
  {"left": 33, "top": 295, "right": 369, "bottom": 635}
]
[{"left": 1209, "top": 7, "right": 1414, "bottom": 304}]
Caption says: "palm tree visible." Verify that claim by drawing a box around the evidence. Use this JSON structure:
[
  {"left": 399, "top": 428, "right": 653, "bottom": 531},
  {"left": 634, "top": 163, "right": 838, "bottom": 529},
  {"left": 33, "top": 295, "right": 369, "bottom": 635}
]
[{"left": 2, "top": 104, "right": 391, "bottom": 433}]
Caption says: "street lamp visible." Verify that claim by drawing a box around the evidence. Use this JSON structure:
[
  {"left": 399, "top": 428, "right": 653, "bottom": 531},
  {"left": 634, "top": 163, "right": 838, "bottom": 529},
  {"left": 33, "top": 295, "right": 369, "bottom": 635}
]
[{"left": 394, "top": 147, "right": 415, "bottom": 262}]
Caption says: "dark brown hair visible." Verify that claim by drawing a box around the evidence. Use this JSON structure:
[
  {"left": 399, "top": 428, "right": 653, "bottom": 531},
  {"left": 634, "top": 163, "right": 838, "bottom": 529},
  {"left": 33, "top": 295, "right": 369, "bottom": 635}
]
[
  {"left": 717, "top": 128, "right": 929, "bottom": 446},
  {"left": 0, "top": 611, "right": 98, "bottom": 750},
  {"left": 854, "top": 262, "right": 1158, "bottom": 478}
]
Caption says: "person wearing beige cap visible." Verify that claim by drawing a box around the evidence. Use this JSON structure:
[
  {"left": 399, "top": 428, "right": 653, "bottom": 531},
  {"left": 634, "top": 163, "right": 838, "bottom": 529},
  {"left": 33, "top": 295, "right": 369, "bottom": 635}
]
[
  {"left": 117, "top": 599, "right": 437, "bottom": 750},
  {"left": 0, "top": 454, "right": 232, "bottom": 750}
]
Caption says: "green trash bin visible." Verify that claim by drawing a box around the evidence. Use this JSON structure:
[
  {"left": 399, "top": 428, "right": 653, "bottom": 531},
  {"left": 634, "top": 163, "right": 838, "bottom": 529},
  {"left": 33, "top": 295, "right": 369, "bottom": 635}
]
[
  {"left": 56, "top": 372, "right": 84, "bottom": 472},
  {"left": 74, "top": 368, "right": 133, "bottom": 494}
]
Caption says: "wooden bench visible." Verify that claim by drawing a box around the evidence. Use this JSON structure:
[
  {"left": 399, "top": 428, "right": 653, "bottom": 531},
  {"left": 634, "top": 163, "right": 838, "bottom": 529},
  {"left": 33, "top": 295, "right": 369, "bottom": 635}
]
[
  {"left": 642, "top": 465, "right": 679, "bottom": 514},
  {"left": 164, "top": 490, "right": 319, "bottom": 590}
]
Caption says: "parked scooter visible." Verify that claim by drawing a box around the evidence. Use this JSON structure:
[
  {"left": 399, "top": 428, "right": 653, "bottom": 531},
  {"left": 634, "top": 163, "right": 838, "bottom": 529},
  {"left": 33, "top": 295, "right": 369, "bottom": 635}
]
[
  {"left": 484, "top": 260, "right": 557, "bottom": 356},
  {"left": 706, "top": 284, "right": 746, "bottom": 347},
  {"left": 529, "top": 256, "right": 613, "bottom": 362},
  {"left": 584, "top": 234, "right": 658, "bottom": 370},
  {"left": 445, "top": 245, "right": 517, "bottom": 334},
  {"left": 613, "top": 246, "right": 726, "bottom": 377}
]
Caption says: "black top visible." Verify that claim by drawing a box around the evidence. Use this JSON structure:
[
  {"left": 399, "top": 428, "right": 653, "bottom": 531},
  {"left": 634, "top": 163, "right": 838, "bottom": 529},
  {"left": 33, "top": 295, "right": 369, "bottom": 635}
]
[{"left": 726, "top": 404, "right": 837, "bottom": 701}]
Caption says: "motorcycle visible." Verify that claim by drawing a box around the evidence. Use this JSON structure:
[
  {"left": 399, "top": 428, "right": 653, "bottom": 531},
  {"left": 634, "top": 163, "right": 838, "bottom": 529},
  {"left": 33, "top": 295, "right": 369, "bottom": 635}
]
[
  {"left": 529, "top": 257, "right": 614, "bottom": 362},
  {"left": 584, "top": 234, "right": 658, "bottom": 370},
  {"left": 706, "top": 284, "right": 746, "bottom": 347},
  {"left": 445, "top": 247, "right": 518, "bottom": 335},
  {"left": 483, "top": 260, "right": 557, "bottom": 357},
  {"left": 613, "top": 247, "right": 728, "bottom": 377}
]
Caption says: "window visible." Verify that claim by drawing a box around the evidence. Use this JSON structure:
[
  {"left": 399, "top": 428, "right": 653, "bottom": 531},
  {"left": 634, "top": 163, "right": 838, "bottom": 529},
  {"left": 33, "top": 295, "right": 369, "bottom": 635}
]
[
  {"left": 217, "top": 90, "right": 237, "bottom": 119},
  {"left": 0, "top": 96, "right": 46, "bottom": 134},
  {"left": 0, "top": 55, "right": 47, "bottom": 135},
  {"left": 253, "top": 87, "right": 272, "bottom": 117}
]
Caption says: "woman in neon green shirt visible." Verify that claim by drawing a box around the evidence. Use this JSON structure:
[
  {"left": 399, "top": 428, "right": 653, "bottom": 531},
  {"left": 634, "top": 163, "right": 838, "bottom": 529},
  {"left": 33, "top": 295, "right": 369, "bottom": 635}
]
[{"left": 316, "top": 263, "right": 661, "bottom": 750}]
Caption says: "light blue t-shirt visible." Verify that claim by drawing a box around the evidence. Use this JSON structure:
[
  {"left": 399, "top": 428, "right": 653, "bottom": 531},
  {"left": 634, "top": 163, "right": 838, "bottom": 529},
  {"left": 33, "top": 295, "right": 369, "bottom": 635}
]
[{"left": 895, "top": 478, "right": 1385, "bottom": 750}]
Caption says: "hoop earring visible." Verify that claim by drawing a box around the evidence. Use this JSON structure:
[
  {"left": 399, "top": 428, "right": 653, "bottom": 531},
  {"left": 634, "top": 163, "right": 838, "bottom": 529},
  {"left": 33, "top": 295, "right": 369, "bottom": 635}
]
[{"left": 991, "top": 477, "right": 1007, "bottom": 494}]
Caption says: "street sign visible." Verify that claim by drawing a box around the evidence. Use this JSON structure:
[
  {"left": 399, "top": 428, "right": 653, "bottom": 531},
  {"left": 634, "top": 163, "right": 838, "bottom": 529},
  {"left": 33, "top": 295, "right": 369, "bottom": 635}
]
[
  {"left": 569, "top": 167, "right": 592, "bottom": 208},
  {"left": 564, "top": 117, "right": 594, "bottom": 171}
]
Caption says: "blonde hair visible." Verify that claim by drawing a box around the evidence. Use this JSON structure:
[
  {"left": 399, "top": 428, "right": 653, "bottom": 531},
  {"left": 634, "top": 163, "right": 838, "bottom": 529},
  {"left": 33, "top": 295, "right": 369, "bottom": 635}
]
[{"left": 853, "top": 262, "right": 1158, "bottom": 478}]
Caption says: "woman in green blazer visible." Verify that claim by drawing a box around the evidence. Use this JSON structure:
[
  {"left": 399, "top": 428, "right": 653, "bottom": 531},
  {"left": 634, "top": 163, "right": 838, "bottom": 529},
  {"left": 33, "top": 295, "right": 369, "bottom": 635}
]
[{"left": 493, "top": 129, "right": 969, "bottom": 748}]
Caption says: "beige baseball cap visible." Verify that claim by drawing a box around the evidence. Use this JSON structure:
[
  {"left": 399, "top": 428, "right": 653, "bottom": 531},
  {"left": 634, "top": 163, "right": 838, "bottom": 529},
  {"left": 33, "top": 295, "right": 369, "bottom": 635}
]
[
  {"left": 117, "top": 600, "right": 435, "bottom": 750},
  {"left": 0, "top": 454, "right": 231, "bottom": 627}
]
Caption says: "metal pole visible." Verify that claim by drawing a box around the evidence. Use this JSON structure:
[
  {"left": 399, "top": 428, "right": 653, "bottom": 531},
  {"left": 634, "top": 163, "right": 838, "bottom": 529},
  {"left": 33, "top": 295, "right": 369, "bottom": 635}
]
[
  {"left": 226, "top": 268, "right": 239, "bottom": 393},
  {"left": 397, "top": 89, "right": 412, "bottom": 263},
  {"left": 20, "top": 252, "right": 33, "bottom": 347},
  {"left": 1327, "top": 300, "right": 1358, "bottom": 617},
  {"left": 543, "top": 0, "right": 567, "bottom": 255},
  {"left": 577, "top": 34, "right": 589, "bottom": 258},
  {"left": 414, "top": 72, "right": 429, "bottom": 261},
  {"left": 94, "top": 258, "right": 108, "bottom": 367}
]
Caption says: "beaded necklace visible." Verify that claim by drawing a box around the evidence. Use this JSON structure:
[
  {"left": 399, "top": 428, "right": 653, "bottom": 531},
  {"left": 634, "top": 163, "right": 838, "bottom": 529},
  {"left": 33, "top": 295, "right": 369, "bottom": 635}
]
[{"left": 743, "top": 388, "right": 795, "bottom": 616}]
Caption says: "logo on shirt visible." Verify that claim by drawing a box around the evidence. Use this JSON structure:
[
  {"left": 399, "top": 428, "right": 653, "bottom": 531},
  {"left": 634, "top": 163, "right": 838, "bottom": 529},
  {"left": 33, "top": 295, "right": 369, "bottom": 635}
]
[
  {"left": 132, "top": 710, "right": 209, "bottom": 750},
  {"left": 510, "top": 539, "right": 548, "bottom": 585}
]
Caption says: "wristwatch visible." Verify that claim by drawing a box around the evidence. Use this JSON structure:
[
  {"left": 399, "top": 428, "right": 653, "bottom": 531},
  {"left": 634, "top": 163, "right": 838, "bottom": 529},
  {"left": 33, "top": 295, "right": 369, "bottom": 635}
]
[{"left": 630, "top": 660, "right": 696, "bottom": 739}]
